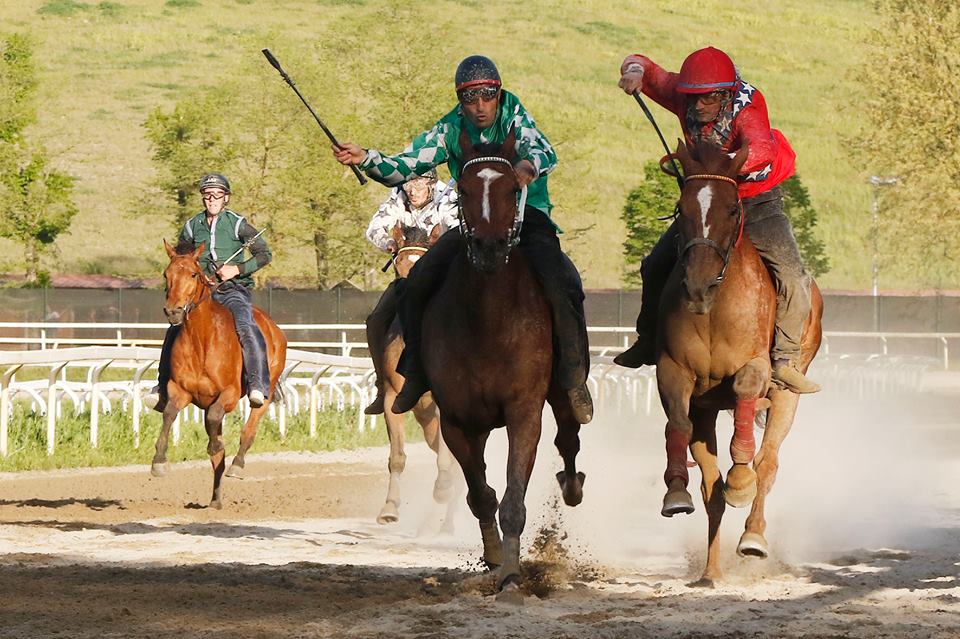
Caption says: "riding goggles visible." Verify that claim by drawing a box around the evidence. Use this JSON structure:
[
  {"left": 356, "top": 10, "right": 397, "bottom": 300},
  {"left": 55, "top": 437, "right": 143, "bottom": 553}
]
[{"left": 458, "top": 85, "right": 499, "bottom": 105}]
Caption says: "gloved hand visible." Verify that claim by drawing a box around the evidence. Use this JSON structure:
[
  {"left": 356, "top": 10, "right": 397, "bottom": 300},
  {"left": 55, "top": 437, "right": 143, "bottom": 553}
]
[{"left": 618, "top": 58, "right": 645, "bottom": 95}]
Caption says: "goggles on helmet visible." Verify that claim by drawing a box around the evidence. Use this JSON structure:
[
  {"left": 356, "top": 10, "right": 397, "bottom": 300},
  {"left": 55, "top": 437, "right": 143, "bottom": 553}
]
[{"left": 458, "top": 85, "right": 499, "bottom": 105}]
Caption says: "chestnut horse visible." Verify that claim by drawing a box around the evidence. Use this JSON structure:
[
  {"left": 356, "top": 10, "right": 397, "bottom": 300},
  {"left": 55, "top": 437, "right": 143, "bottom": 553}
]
[
  {"left": 154, "top": 240, "right": 287, "bottom": 509},
  {"left": 656, "top": 141, "right": 822, "bottom": 585},
  {"left": 421, "top": 128, "right": 586, "bottom": 599},
  {"left": 376, "top": 222, "right": 459, "bottom": 526}
]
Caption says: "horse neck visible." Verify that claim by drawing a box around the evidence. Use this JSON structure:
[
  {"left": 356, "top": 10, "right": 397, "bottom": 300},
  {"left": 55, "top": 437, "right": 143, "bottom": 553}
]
[{"left": 454, "top": 250, "right": 537, "bottom": 322}]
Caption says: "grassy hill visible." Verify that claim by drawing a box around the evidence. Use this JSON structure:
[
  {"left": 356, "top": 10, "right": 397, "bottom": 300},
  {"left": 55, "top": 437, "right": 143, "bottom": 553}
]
[{"left": 0, "top": 0, "right": 894, "bottom": 290}]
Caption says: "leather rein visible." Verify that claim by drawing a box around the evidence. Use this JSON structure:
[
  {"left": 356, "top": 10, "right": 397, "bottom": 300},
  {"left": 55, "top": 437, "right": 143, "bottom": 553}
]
[{"left": 678, "top": 173, "right": 745, "bottom": 285}]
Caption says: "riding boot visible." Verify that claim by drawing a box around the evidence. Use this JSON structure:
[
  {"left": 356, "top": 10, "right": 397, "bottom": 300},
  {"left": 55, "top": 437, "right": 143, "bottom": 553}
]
[
  {"left": 391, "top": 348, "right": 429, "bottom": 414},
  {"left": 615, "top": 221, "right": 678, "bottom": 368},
  {"left": 567, "top": 383, "right": 594, "bottom": 425},
  {"left": 146, "top": 325, "right": 180, "bottom": 412},
  {"left": 772, "top": 359, "right": 821, "bottom": 394}
]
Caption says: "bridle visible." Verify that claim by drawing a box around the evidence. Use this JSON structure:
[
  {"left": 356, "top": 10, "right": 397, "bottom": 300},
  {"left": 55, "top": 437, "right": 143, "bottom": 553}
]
[
  {"left": 164, "top": 260, "right": 212, "bottom": 325},
  {"left": 391, "top": 244, "right": 428, "bottom": 277},
  {"left": 457, "top": 156, "right": 528, "bottom": 264},
  {"left": 678, "top": 173, "right": 745, "bottom": 285}
]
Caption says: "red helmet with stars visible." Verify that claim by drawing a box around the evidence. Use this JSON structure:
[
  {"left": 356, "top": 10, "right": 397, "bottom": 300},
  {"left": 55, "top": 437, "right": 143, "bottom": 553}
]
[{"left": 676, "top": 47, "right": 738, "bottom": 94}]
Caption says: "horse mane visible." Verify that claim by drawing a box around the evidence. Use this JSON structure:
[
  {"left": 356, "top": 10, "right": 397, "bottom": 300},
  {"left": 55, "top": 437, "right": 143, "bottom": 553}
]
[
  {"left": 174, "top": 238, "right": 197, "bottom": 256},
  {"left": 689, "top": 140, "right": 738, "bottom": 175},
  {"left": 399, "top": 225, "right": 430, "bottom": 247}
]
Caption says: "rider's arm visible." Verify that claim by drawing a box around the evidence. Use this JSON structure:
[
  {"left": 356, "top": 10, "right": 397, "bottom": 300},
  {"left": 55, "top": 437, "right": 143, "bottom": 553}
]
[
  {"left": 510, "top": 107, "right": 557, "bottom": 178},
  {"left": 731, "top": 93, "right": 778, "bottom": 180},
  {"left": 359, "top": 121, "right": 450, "bottom": 187},
  {"left": 365, "top": 190, "right": 405, "bottom": 252},
  {"left": 236, "top": 221, "right": 272, "bottom": 276},
  {"left": 620, "top": 54, "right": 685, "bottom": 118}
]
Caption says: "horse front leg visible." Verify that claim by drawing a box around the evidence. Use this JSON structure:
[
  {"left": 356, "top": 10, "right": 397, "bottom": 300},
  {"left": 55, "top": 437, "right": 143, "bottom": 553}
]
[
  {"left": 497, "top": 408, "right": 544, "bottom": 601},
  {"left": 657, "top": 359, "right": 696, "bottom": 517},
  {"left": 738, "top": 387, "right": 799, "bottom": 559},
  {"left": 377, "top": 391, "right": 407, "bottom": 524},
  {"left": 151, "top": 382, "right": 190, "bottom": 477},
  {"left": 725, "top": 356, "right": 770, "bottom": 507},
  {"left": 547, "top": 382, "right": 585, "bottom": 507},
  {"left": 440, "top": 420, "right": 501, "bottom": 568},
  {"left": 204, "top": 401, "right": 227, "bottom": 510},
  {"left": 689, "top": 405, "right": 724, "bottom": 587}
]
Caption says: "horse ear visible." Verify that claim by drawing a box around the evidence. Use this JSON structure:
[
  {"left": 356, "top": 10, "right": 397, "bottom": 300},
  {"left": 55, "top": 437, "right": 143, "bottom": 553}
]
[
  {"left": 163, "top": 239, "right": 176, "bottom": 258},
  {"left": 675, "top": 139, "right": 694, "bottom": 174},
  {"left": 730, "top": 142, "right": 750, "bottom": 176},
  {"left": 458, "top": 127, "right": 475, "bottom": 162},
  {"left": 192, "top": 242, "right": 205, "bottom": 261},
  {"left": 502, "top": 125, "right": 518, "bottom": 161},
  {"left": 391, "top": 222, "right": 404, "bottom": 246},
  {"left": 428, "top": 224, "right": 442, "bottom": 246}
]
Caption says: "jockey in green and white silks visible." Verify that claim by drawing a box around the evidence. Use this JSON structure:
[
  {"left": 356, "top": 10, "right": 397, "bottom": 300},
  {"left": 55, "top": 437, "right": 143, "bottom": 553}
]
[{"left": 333, "top": 55, "right": 593, "bottom": 425}]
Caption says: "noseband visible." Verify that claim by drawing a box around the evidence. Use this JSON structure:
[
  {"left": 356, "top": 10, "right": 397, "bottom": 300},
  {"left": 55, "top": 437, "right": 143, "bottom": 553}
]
[
  {"left": 458, "top": 156, "right": 528, "bottom": 263},
  {"left": 678, "top": 173, "right": 745, "bottom": 285}
]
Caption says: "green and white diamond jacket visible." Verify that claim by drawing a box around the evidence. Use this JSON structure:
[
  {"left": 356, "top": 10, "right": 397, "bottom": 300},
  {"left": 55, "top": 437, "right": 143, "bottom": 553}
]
[{"left": 359, "top": 90, "right": 558, "bottom": 216}]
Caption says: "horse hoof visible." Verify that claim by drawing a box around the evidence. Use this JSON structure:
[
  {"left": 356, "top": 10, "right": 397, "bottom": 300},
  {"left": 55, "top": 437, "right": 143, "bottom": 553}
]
[
  {"left": 495, "top": 579, "right": 524, "bottom": 606},
  {"left": 209, "top": 499, "right": 223, "bottom": 511},
  {"left": 737, "top": 532, "right": 769, "bottom": 558},
  {"left": 150, "top": 462, "right": 169, "bottom": 477},
  {"left": 661, "top": 488, "right": 695, "bottom": 517},
  {"left": 556, "top": 471, "right": 585, "bottom": 507},
  {"left": 724, "top": 465, "right": 757, "bottom": 508},
  {"left": 225, "top": 464, "right": 244, "bottom": 479},
  {"left": 377, "top": 501, "right": 399, "bottom": 525},
  {"left": 689, "top": 576, "right": 718, "bottom": 588}
]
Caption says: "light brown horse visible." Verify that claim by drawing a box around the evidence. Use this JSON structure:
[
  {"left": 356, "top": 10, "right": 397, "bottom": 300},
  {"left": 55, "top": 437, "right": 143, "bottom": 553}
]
[
  {"left": 420, "top": 128, "right": 586, "bottom": 600},
  {"left": 376, "top": 222, "right": 459, "bottom": 526},
  {"left": 656, "top": 141, "right": 822, "bottom": 585},
  {"left": 153, "top": 240, "right": 287, "bottom": 510}
]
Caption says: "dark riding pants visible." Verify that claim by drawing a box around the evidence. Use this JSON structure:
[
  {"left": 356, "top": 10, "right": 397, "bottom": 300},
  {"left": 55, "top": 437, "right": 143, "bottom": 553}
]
[
  {"left": 157, "top": 283, "right": 270, "bottom": 397},
  {"left": 396, "top": 207, "right": 589, "bottom": 390},
  {"left": 635, "top": 186, "right": 812, "bottom": 361},
  {"left": 366, "top": 279, "right": 402, "bottom": 387}
]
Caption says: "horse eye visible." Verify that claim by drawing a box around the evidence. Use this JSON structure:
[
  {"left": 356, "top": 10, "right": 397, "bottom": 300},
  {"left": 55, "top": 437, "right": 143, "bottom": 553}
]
[{"left": 192, "top": 272, "right": 198, "bottom": 278}]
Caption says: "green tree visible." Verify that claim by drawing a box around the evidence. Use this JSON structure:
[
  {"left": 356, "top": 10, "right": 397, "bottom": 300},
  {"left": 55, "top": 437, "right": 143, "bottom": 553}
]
[
  {"left": 855, "top": 0, "right": 960, "bottom": 288},
  {"left": 0, "top": 33, "right": 78, "bottom": 285},
  {"left": 621, "top": 160, "right": 829, "bottom": 286}
]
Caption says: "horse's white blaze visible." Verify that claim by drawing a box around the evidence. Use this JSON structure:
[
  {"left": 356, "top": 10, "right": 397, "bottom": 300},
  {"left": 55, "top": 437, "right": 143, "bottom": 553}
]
[
  {"left": 476, "top": 167, "right": 503, "bottom": 222},
  {"left": 697, "top": 185, "right": 714, "bottom": 238},
  {"left": 408, "top": 254, "right": 420, "bottom": 263}
]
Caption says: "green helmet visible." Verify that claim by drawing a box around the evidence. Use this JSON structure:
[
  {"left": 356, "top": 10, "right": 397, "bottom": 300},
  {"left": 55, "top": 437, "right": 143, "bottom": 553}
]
[{"left": 198, "top": 173, "right": 231, "bottom": 193}]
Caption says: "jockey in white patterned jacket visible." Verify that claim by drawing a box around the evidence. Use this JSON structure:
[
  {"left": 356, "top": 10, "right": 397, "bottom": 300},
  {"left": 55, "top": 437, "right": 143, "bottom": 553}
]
[{"left": 363, "top": 168, "right": 459, "bottom": 415}]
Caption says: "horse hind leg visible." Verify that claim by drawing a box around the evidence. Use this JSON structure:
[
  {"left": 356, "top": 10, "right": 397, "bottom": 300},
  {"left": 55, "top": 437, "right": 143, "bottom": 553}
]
[
  {"left": 689, "top": 405, "right": 724, "bottom": 587},
  {"left": 226, "top": 399, "right": 268, "bottom": 479},
  {"left": 547, "top": 382, "right": 585, "bottom": 507},
  {"left": 204, "top": 402, "right": 227, "bottom": 510},
  {"left": 725, "top": 357, "right": 770, "bottom": 508}
]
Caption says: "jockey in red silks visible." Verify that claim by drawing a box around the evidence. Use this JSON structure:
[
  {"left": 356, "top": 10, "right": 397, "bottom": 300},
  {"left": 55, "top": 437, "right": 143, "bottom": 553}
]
[{"left": 616, "top": 46, "right": 819, "bottom": 393}]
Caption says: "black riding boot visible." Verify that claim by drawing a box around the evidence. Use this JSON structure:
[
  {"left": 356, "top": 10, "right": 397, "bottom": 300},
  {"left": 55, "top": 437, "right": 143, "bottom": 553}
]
[
  {"left": 615, "top": 221, "right": 679, "bottom": 368},
  {"left": 364, "top": 281, "right": 400, "bottom": 415},
  {"left": 145, "top": 324, "right": 180, "bottom": 412}
]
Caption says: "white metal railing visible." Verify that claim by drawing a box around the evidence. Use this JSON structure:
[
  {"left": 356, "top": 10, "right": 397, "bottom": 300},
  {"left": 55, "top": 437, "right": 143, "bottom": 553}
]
[{"left": 3, "top": 323, "right": 958, "bottom": 369}]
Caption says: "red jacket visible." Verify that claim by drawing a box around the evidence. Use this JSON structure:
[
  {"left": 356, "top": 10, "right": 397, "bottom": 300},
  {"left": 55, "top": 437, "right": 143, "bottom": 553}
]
[{"left": 624, "top": 54, "right": 795, "bottom": 199}]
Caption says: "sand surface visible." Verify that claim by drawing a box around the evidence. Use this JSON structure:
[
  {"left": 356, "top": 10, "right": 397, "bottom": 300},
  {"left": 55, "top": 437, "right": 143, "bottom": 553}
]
[{"left": 0, "top": 376, "right": 958, "bottom": 638}]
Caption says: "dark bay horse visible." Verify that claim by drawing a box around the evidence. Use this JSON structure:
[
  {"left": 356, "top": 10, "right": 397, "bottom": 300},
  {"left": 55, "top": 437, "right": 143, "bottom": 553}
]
[
  {"left": 154, "top": 240, "right": 287, "bottom": 509},
  {"left": 377, "top": 222, "right": 459, "bottom": 526},
  {"left": 420, "top": 128, "right": 586, "bottom": 599},
  {"left": 656, "top": 141, "right": 822, "bottom": 585}
]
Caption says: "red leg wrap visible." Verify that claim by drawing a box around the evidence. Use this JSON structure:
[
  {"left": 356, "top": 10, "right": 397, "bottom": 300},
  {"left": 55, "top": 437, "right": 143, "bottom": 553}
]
[
  {"left": 664, "top": 428, "right": 689, "bottom": 486},
  {"left": 731, "top": 398, "right": 757, "bottom": 464}
]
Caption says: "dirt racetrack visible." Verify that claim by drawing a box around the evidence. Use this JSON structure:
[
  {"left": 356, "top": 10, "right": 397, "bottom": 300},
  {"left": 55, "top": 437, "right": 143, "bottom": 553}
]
[{"left": 1, "top": 376, "right": 959, "bottom": 638}]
